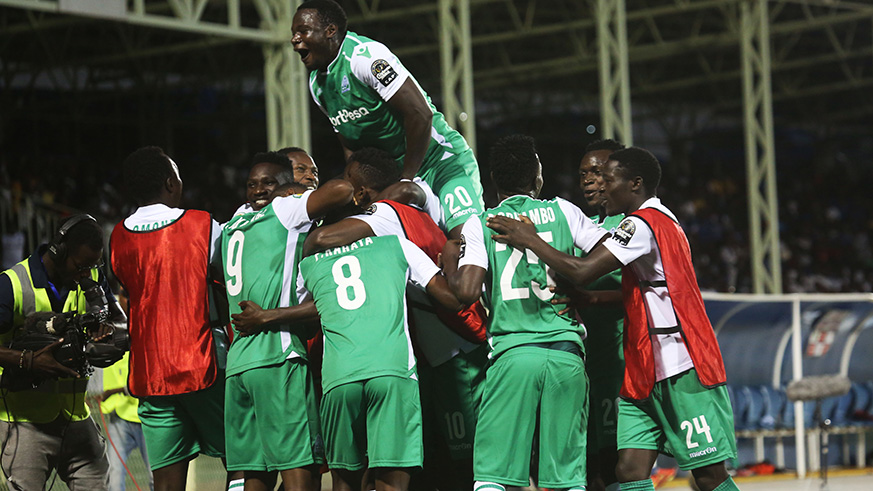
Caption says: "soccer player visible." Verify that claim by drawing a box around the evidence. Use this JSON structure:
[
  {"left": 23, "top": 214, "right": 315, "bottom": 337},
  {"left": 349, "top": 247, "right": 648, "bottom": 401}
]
[
  {"left": 300, "top": 233, "right": 470, "bottom": 491},
  {"left": 232, "top": 151, "right": 301, "bottom": 217},
  {"left": 291, "top": 0, "right": 484, "bottom": 238},
  {"left": 304, "top": 147, "right": 488, "bottom": 490},
  {"left": 278, "top": 146, "right": 320, "bottom": 191},
  {"left": 576, "top": 139, "right": 626, "bottom": 491},
  {"left": 110, "top": 146, "right": 237, "bottom": 491},
  {"left": 221, "top": 156, "right": 352, "bottom": 491},
  {"left": 487, "top": 147, "right": 740, "bottom": 491},
  {"left": 442, "top": 135, "right": 609, "bottom": 491}
]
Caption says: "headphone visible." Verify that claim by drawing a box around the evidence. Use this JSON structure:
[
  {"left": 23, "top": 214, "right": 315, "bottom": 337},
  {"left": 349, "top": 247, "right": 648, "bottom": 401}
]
[{"left": 47, "top": 214, "right": 98, "bottom": 263}]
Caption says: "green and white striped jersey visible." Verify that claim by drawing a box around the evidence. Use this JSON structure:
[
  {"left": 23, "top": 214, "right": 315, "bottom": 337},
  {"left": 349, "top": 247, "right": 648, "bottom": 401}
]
[
  {"left": 458, "top": 195, "right": 608, "bottom": 358},
  {"left": 300, "top": 235, "right": 439, "bottom": 392},
  {"left": 221, "top": 192, "right": 313, "bottom": 377}
]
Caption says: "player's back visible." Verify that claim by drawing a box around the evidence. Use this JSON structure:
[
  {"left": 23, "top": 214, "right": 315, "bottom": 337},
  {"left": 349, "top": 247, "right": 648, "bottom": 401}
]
[
  {"left": 479, "top": 195, "right": 586, "bottom": 357},
  {"left": 300, "top": 235, "right": 416, "bottom": 392}
]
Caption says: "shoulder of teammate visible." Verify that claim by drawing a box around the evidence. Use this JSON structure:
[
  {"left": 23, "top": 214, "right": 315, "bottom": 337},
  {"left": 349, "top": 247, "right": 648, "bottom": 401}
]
[
  {"left": 556, "top": 196, "right": 608, "bottom": 253},
  {"left": 602, "top": 215, "right": 652, "bottom": 265},
  {"left": 347, "top": 37, "right": 410, "bottom": 100},
  {"left": 397, "top": 236, "right": 440, "bottom": 289},
  {"left": 457, "top": 214, "right": 487, "bottom": 270},
  {"left": 412, "top": 177, "right": 444, "bottom": 227},
  {"left": 352, "top": 202, "right": 400, "bottom": 238},
  {"left": 271, "top": 189, "right": 315, "bottom": 230}
]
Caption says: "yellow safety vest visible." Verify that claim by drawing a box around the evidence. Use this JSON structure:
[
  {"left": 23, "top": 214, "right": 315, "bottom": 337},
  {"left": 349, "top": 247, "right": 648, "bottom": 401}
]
[
  {"left": 0, "top": 256, "right": 98, "bottom": 423},
  {"left": 99, "top": 352, "right": 140, "bottom": 423}
]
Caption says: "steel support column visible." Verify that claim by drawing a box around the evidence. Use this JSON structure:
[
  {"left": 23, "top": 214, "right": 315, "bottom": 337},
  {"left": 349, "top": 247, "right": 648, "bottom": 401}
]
[
  {"left": 439, "top": 0, "right": 476, "bottom": 153},
  {"left": 261, "top": 0, "right": 309, "bottom": 151},
  {"left": 595, "top": 0, "right": 632, "bottom": 144},
  {"left": 740, "top": 0, "right": 782, "bottom": 294}
]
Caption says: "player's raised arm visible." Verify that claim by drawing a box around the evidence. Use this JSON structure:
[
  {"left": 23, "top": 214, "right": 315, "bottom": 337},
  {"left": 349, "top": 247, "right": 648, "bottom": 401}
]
[
  {"left": 486, "top": 214, "right": 619, "bottom": 288},
  {"left": 305, "top": 178, "right": 354, "bottom": 219},
  {"left": 303, "top": 218, "right": 374, "bottom": 257},
  {"left": 441, "top": 230, "right": 486, "bottom": 308},
  {"left": 386, "top": 79, "right": 432, "bottom": 180}
]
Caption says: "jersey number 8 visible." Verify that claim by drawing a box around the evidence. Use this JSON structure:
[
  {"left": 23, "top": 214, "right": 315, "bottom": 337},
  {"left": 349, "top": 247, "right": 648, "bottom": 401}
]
[{"left": 332, "top": 256, "right": 367, "bottom": 310}]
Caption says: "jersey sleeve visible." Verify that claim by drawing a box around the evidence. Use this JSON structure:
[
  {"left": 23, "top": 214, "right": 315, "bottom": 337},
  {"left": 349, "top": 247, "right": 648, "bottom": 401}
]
[
  {"left": 602, "top": 216, "right": 653, "bottom": 266},
  {"left": 398, "top": 238, "right": 440, "bottom": 291},
  {"left": 413, "top": 177, "right": 445, "bottom": 228},
  {"left": 272, "top": 190, "right": 315, "bottom": 230},
  {"left": 348, "top": 41, "right": 411, "bottom": 101},
  {"left": 457, "top": 216, "right": 488, "bottom": 270},
  {"left": 351, "top": 203, "right": 403, "bottom": 237},
  {"left": 557, "top": 198, "right": 608, "bottom": 253},
  {"left": 209, "top": 218, "right": 223, "bottom": 265}
]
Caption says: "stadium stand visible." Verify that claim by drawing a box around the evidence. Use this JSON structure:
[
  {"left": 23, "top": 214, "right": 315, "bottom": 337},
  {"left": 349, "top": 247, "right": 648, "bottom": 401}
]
[{"left": 706, "top": 293, "right": 873, "bottom": 475}]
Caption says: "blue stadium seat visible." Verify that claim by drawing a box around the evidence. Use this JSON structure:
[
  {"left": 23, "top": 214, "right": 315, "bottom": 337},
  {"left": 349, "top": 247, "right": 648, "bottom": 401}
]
[
  {"left": 728, "top": 384, "right": 748, "bottom": 430},
  {"left": 761, "top": 385, "right": 788, "bottom": 429},
  {"left": 742, "top": 385, "right": 764, "bottom": 429},
  {"left": 757, "top": 385, "right": 778, "bottom": 430},
  {"left": 864, "top": 380, "right": 873, "bottom": 414},
  {"left": 819, "top": 395, "right": 841, "bottom": 427},
  {"left": 849, "top": 381, "right": 873, "bottom": 426},
  {"left": 831, "top": 391, "right": 853, "bottom": 427},
  {"left": 779, "top": 388, "right": 816, "bottom": 429}
]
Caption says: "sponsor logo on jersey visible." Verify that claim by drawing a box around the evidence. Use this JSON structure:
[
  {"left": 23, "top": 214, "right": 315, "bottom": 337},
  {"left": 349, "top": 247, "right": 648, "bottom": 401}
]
[
  {"left": 612, "top": 218, "right": 635, "bottom": 246},
  {"left": 371, "top": 59, "right": 397, "bottom": 87},
  {"left": 458, "top": 234, "right": 466, "bottom": 259},
  {"left": 328, "top": 107, "right": 371, "bottom": 127},
  {"left": 341, "top": 75, "right": 350, "bottom": 94}
]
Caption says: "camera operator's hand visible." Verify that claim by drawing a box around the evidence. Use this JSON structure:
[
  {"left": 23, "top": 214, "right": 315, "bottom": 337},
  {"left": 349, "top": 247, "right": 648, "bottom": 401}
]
[
  {"left": 88, "top": 323, "right": 114, "bottom": 343},
  {"left": 232, "top": 301, "right": 273, "bottom": 336},
  {"left": 31, "top": 339, "right": 81, "bottom": 379}
]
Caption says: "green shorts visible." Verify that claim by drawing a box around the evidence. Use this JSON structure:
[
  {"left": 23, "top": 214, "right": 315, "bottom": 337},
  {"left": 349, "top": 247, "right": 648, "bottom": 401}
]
[
  {"left": 617, "top": 368, "right": 737, "bottom": 470},
  {"left": 418, "top": 147, "right": 484, "bottom": 233},
  {"left": 320, "top": 375, "right": 423, "bottom": 471},
  {"left": 138, "top": 376, "right": 226, "bottom": 470},
  {"left": 225, "top": 359, "right": 324, "bottom": 472},
  {"left": 473, "top": 346, "right": 588, "bottom": 488},
  {"left": 586, "top": 354, "right": 624, "bottom": 452},
  {"left": 419, "top": 344, "right": 488, "bottom": 460}
]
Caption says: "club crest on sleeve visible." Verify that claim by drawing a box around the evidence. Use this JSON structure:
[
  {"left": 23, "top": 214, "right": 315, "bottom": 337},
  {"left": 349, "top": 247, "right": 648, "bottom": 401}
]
[
  {"left": 612, "top": 218, "right": 636, "bottom": 246},
  {"left": 458, "top": 235, "right": 467, "bottom": 259},
  {"left": 371, "top": 59, "right": 397, "bottom": 87},
  {"left": 364, "top": 204, "right": 377, "bottom": 215}
]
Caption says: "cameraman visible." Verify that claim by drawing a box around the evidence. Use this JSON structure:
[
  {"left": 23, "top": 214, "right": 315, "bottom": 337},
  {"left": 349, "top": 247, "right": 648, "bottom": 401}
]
[{"left": 0, "top": 214, "right": 125, "bottom": 491}]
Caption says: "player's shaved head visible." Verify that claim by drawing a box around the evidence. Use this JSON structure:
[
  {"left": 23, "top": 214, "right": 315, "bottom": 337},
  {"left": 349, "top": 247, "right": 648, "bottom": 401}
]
[
  {"left": 489, "top": 134, "right": 543, "bottom": 196},
  {"left": 609, "top": 147, "right": 661, "bottom": 195},
  {"left": 297, "top": 0, "right": 347, "bottom": 37},
  {"left": 346, "top": 148, "right": 400, "bottom": 192}
]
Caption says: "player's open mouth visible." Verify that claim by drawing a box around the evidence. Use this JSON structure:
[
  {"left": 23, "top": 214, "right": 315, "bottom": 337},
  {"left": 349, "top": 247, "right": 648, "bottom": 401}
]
[
  {"left": 297, "top": 49, "right": 310, "bottom": 63},
  {"left": 254, "top": 199, "right": 269, "bottom": 207}
]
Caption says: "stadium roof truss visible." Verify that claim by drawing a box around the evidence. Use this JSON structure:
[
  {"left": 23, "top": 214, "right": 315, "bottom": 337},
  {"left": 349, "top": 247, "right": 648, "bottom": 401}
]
[{"left": 1, "top": 0, "right": 872, "bottom": 293}]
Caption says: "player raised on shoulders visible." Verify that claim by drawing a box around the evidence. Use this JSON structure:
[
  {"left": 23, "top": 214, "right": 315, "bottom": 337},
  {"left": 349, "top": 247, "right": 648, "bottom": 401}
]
[{"left": 291, "top": 0, "right": 484, "bottom": 238}]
